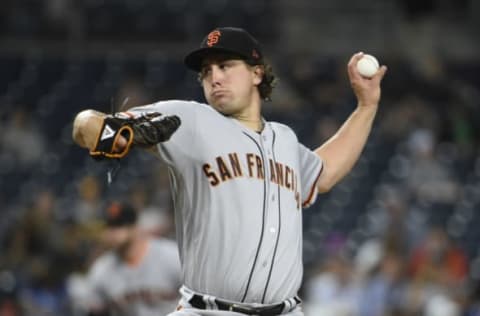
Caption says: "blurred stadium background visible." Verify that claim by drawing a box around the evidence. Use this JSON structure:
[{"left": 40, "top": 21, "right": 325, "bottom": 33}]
[{"left": 0, "top": 0, "right": 480, "bottom": 315}]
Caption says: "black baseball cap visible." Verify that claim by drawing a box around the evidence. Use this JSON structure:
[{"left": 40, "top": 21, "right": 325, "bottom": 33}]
[
  {"left": 104, "top": 201, "right": 137, "bottom": 227},
  {"left": 184, "top": 27, "right": 264, "bottom": 72}
]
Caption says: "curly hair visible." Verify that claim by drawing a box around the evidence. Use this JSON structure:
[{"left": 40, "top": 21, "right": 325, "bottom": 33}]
[{"left": 257, "top": 61, "right": 277, "bottom": 101}]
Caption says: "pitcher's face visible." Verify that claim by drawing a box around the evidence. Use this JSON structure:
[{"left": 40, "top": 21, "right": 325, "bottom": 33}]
[{"left": 201, "top": 56, "right": 262, "bottom": 116}]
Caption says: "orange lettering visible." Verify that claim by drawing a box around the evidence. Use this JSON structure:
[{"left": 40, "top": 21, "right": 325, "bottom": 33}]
[
  {"left": 269, "top": 159, "right": 277, "bottom": 183},
  {"left": 275, "top": 162, "right": 284, "bottom": 186},
  {"left": 229, "top": 153, "right": 243, "bottom": 177},
  {"left": 255, "top": 155, "right": 264, "bottom": 179},
  {"left": 217, "top": 157, "right": 232, "bottom": 182},
  {"left": 203, "top": 163, "right": 220, "bottom": 186},
  {"left": 292, "top": 171, "right": 297, "bottom": 192},
  {"left": 285, "top": 166, "right": 291, "bottom": 189},
  {"left": 247, "top": 154, "right": 255, "bottom": 177}
]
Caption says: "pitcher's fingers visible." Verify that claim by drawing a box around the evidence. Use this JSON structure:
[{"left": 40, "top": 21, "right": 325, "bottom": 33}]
[
  {"left": 113, "top": 136, "right": 128, "bottom": 153},
  {"left": 347, "top": 52, "right": 365, "bottom": 79},
  {"left": 372, "top": 65, "right": 388, "bottom": 84}
]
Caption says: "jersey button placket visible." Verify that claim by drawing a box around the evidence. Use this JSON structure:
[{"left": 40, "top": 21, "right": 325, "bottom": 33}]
[{"left": 259, "top": 132, "right": 274, "bottom": 271}]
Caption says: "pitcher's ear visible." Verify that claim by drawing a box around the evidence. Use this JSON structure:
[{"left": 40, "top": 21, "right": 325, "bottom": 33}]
[{"left": 252, "top": 65, "right": 264, "bottom": 85}]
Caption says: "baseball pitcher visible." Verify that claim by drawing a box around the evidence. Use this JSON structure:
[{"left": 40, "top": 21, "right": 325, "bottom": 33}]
[{"left": 72, "top": 27, "right": 387, "bottom": 316}]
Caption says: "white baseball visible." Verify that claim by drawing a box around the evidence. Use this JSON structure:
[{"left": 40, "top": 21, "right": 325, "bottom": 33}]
[{"left": 356, "top": 54, "right": 379, "bottom": 78}]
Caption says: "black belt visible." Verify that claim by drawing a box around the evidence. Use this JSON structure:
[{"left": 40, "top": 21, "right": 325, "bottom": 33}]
[{"left": 188, "top": 294, "right": 301, "bottom": 316}]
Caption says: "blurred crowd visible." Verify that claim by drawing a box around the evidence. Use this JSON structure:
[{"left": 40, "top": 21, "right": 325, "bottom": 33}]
[{"left": 1, "top": 1, "right": 480, "bottom": 316}]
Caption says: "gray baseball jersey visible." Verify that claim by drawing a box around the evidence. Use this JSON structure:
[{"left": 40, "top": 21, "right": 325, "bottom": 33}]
[
  {"left": 85, "top": 238, "right": 181, "bottom": 316},
  {"left": 127, "top": 100, "right": 323, "bottom": 305}
]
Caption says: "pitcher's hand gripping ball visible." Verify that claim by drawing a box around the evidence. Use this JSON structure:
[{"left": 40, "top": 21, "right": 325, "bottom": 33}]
[
  {"left": 90, "top": 112, "right": 181, "bottom": 160},
  {"left": 356, "top": 54, "right": 379, "bottom": 78}
]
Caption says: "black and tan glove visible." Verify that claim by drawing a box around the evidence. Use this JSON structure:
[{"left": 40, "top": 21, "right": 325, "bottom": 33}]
[{"left": 89, "top": 112, "right": 181, "bottom": 160}]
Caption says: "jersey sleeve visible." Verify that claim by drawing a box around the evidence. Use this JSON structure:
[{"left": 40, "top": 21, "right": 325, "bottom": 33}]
[
  {"left": 298, "top": 143, "right": 323, "bottom": 208},
  {"left": 124, "top": 100, "right": 202, "bottom": 166}
]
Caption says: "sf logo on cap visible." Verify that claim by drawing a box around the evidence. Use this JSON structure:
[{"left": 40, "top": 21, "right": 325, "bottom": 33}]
[{"left": 207, "top": 30, "right": 221, "bottom": 47}]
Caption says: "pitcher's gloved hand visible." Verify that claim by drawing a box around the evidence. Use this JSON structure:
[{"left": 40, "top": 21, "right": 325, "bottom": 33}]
[{"left": 89, "top": 112, "right": 181, "bottom": 160}]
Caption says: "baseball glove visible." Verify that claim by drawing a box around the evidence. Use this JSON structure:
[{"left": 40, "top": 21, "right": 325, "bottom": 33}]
[{"left": 89, "top": 112, "right": 181, "bottom": 160}]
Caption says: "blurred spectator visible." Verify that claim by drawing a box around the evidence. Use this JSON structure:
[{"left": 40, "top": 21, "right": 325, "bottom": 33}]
[
  {"left": 424, "top": 293, "right": 461, "bottom": 316},
  {"left": 465, "top": 281, "right": 480, "bottom": 316},
  {"left": 2, "top": 189, "right": 60, "bottom": 272},
  {"left": 379, "top": 95, "right": 440, "bottom": 143},
  {"left": 0, "top": 189, "right": 71, "bottom": 315},
  {"left": 68, "top": 201, "right": 181, "bottom": 316},
  {"left": 409, "top": 227, "right": 468, "bottom": 286},
  {"left": 0, "top": 270, "right": 21, "bottom": 316},
  {"left": 406, "top": 226, "right": 468, "bottom": 315},
  {"left": 149, "top": 164, "right": 174, "bottom": 208},
  {"left": 138, "top": 207, "right": 174, "bottom": 238},
  {"left": 128, "top": 178, "right": 175, "bottom": 238},
  {"left": 18, "top": 253, "right": 70, "bottom": 316},
  {"left": 304, "top": 235, "right": 360, "bottom": 316},
  {"left": 70, "top": 175, "right": 103, "bottom": 224},
  {"left": 356, "top": 245, "right": 408, "bottom": 316},
  {"left": 304, "top": 254, "right": 360, "bottom": 316},
  {"left": 367, "top": 185, "right": 427, "bottom": 253},
  {"left": 0, "top": 108, "right": 46, "bottom": 169},
  {"left": 406, "top": 128, "right": 460, "bottom": 204},
  {"left": 127, "top": 182, "right": 150, "bottom": 212}
]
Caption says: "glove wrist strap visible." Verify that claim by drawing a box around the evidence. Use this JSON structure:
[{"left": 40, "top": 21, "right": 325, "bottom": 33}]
[{"left": 89, "top": 117, "right": 134, "bottom": 160}]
